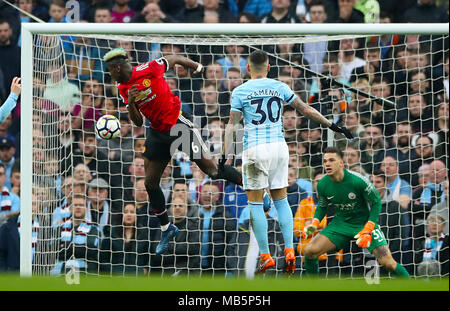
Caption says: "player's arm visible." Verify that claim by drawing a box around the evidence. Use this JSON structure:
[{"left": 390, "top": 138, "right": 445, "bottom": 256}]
[
  {"left": 303, "top": 182, "right": 328, "bottom": 239},
  {"left": 290, "top": 97, "right": 353, "bottom": 139},
  {"left": 163, "top": 55, "right": 203, "bottom": 74},
  {"left": 127, "top": 85, "right": 144, "bottom": 127},
  {"left": 354, "top": 180, "right": 382, "bottom": 248},
  {"left": 223, "top": 110, "right": 242, "bottom": 161},
  {"left": 0, "top": 77, "right": 21, "bottom": 124}
]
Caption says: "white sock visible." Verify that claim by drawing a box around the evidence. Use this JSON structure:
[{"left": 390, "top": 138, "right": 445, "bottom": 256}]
[{"left": 161, "top": 223, "right": 170, "bottom": 231}]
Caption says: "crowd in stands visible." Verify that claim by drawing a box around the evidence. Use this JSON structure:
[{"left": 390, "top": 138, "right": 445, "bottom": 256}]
[{"left": 0, "top": 0, "right": 448, "bottom": 278}]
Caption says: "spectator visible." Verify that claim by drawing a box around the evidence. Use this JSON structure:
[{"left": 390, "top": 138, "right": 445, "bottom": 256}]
[
  {"left": 385, "top": 122, "right": 416, "bottom": 182},
  {"left": 350, "top": 41, "right": 392, "bottom": 84},
  {"left": 198, "top": 181, "right": 237, "bottom": 275},
  {"left": 63, "top": 128, "right": 120, "bottom": 191},
  {"left": 410, "top": 134, "right": 435, "bottom": 185},
  {"left": 370, "top": 169, "right": 406, "bottom": 264},
  {"left": 47, "top": 0, "right": 77, "bottom": 51},
  {"left": 126, "top": 156, "right": 146, "bottom": 192},
  {"left": 100, "top": 202, "right": 150, "bottom": 275},
  {"left": 402, "top": 0, "right": 448, "bottom": 23},
  {"left": 111, "top": 0, "right": 136, "bottom": 23},
  {"left": 223, "top": 161, "right": 247, "bottom": 222},
  {"left": 429, "top": 179, "right": 449, "bottom": 234},
  {"left": 218, "top": 67, "right": 244, "bottom": 106},
  {"left": 367, "top": 11, "right": 401, "bottom": 59},
  {"left": 354, "top": 0, "right": 380, "bottom": 23},
  {"left": 51, "top": 194, "right": 101, "bottom": 276},
  {"left": 282, "top": 106, "right": 300, "bottom": 142},
  {"left": 0, "top": 163, "right": 20, "bottom": 226},
  {"left": 338, "top": 38, "right": 365, "bottom": 83},
  {"left": 434, "top": 102, "right": 448, "bottom": 163},
  {"left": 203, "top": 0, "right": 236, "bottom": 22},
  {"left": 52, "top": 178, "right": 87, "bottom": 228},
  {"left": 287, "top": 166, "right": 310, "bottom": 216},
  {"left": 160, "top": 162, "right": 174, "bottom": 204},
  {"left": 98, "top": 112, "right": 134, "bottom": 164},
  {"left": 43, "top": 64, "right": 82, "bottom": 113},
  {"left": 140, "top": 2, "right": 178, "bottom": 23},
  {"left": 65, "top": 36, "right": 105, "bottom": 83},
  {"left": 260, "top": 0, "right": 301, "bottom": 23},
  {"left": 380, "top": 156, "right": 412, "bottom": 211},
  {"left": 86, "top": 177, "right": 110, "bottom": 239},
  {"left": 343, "top": 145, "right": 367, "bottom": 175},
  {"left": 234, "top": 0, "right": 273, "bottom": 18},
  {"left": 72, "top": 78, "right": 104, "bottom": 131},
  {"left": 414, "top": 213, "right": 449, "bottom": 276},
  {"left": 194, "top": 81, "right": 229, "bottom": 129},
  {"left": 334, "top": 0, "right": 365, "bottom": 23},
  {"left": 132, "top": 177, "right": 152, "bottom": 228},
  {"left": 0, "top": 193, "right": 40, "bottom": 272},
  {"left": 359, "top": 76, "right": 396, "bottom": 137},
  {"left": 9, "top": 160, "right": 20, "bottom": 197},
  {"left": 397, "top": 93, "right": 433, "bottom": 134},
  {"left": 343, "top": 106, "right": 364, "bottom": 139},
  {"left": 298, "top": 120, "right": 323, "bottom": 169},
  {"left": 238, "top": 12, "right": 259, "bottom": 22},
  {"left": 0, "top": 137, "right": 16, "bottom": 190},
  {"left": 294, "top": 172, "right": 330, "bottom": 268},
  {"left": 217, "top": 46, "right": 248, "bottom": 78},
  {"left": 150, "top": 196, "right": 201, "bottom": 276},
  {"left": 0, "top": 19, "right": 21, "bottom": 100},
  {"left": 288, "top": 142, "right": 315, "bottom": 181},
  {"left": 175, "top": 0, "right": 204, "bottom": 23},
  {"left": 73, "top": 163, "right": 93, "bottom": 184},
  {"left": 428, "top": 160, "right": 447, "bottom": 202},
  {"left": 301, "top": 0, "right": 328, "bottom": 76},
  {"left": 84, "top": 1, "right": 114, "bottom": 22},
  {"left": 205, "top": 117, "right": 225, "bottom": 157}
]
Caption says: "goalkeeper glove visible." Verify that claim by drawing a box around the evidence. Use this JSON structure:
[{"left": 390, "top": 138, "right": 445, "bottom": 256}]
[
  {"left": 329, "top": 123, "right": 354, "bottom": 139},
  {"left": 354, "top": 221, "right": 375, "bottom": 248},
  {"left": 303, "top": 218, "right": 320, "bottom": 239}
]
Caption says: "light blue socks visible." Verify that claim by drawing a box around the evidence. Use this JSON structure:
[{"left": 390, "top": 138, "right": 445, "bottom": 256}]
[
  {"left": 249, "top": 201, "right": 270, "bottom": 254},
  {"left": 273, "top": 197, "right": 294, "bottom": 249}
]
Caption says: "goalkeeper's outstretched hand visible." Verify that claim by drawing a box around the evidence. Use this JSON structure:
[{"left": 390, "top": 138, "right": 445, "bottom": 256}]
[
  {"left": 354, "top": 221, "right": 375, "bottom": 248},
  {"left": 303, "top": 218, "right": 320, "bottom": 240},
  {"left": 329, "top": 123, "right": 354, "bottom": 139}
]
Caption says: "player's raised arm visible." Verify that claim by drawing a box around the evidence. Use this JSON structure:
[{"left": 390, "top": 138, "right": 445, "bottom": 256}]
[
  {"left": 290, "top": 97, "right": 354, "bottom": 139},
  {"left": 163, "top": 54, "right": 203, "bottom": 75}
]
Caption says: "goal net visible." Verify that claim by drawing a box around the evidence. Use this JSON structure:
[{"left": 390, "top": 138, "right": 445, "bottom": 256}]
[{"left": 20, "top": 23, "right": 449, "bottom": 279}]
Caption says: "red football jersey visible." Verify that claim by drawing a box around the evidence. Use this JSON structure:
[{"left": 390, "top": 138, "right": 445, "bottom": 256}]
[{"left": 117, "top": 58, "right": 181, "bottom": 133}]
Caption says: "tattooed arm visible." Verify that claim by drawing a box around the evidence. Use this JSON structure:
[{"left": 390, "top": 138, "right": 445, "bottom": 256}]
[{"left": 290, "top": 97, "right": 354, "bottom": 139}]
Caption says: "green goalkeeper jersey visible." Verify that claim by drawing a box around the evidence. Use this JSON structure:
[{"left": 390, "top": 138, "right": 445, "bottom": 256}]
[{"left": 314, "top": 169, "right": 381, "bottom": 226}]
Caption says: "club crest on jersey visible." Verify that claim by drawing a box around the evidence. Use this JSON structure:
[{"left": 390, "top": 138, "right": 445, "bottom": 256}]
[
  {"left": 142, "top": 79, "right": 151, "bottom": 87},
  {"left": 348, "top": 192, "right": 356, "bottom": 199}
]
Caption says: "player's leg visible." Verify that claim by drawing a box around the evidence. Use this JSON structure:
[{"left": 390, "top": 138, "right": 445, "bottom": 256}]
[
  {"left": 246, "top": 188, "right": 275, "bottom": 273},
  {"left": 303, "top": 234, "right": 337, "bottom": 275},
  {"left": 268, "top": 142, "right": 295, "bottom": 274}
]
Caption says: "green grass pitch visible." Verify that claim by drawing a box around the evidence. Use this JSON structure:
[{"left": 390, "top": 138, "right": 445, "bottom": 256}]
[{"left": 0, "top": 274, "right": 448, "bottom": 291}]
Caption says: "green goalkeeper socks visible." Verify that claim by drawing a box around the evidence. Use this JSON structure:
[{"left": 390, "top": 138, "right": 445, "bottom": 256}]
[
  {"left": 304, "top": 257, "right": 319, "bottom": 275},
  {"left": 393, "top": 263, "right": 410, "bottom": 278}
]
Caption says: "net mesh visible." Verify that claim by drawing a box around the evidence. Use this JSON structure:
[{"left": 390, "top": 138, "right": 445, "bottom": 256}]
[{"left": 27, "top": 31, "right": 449, "bottom": 278}]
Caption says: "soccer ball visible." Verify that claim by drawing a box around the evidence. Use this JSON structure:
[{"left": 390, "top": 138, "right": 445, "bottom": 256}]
[{"left": 96, "top": 115, "right": 121, "bottom": 140}]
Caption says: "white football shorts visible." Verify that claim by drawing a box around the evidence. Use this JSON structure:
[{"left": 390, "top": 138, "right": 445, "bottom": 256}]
[{"left": 242, "top": 141, "right": 289, "bottom": 190}]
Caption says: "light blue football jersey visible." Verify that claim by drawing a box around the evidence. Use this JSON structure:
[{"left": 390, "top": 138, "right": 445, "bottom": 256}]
[{"left": 231, "top": 78, "right": 297, "bottom": 150}]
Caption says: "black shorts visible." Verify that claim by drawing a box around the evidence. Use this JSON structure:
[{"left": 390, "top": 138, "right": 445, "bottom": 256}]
[{"left": 143, "top": 111, "right": 210, "bottom": 162}]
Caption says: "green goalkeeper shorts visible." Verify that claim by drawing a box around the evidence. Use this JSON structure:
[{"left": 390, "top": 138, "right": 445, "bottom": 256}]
[{"left": 319, "top": 221, "right": 388, "bottom": 253}]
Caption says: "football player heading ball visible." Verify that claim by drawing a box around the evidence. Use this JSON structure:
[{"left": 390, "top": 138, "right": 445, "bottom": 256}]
[{"left": 104, "top": 48, "right": 243, "bottom": 255}]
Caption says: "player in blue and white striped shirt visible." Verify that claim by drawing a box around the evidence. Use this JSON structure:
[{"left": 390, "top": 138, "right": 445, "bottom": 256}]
[{"left": 223, "top": 50, "right": 353, "bottom": 275}]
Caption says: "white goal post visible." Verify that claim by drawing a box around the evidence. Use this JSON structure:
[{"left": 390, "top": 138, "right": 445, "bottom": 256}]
[{"left": 20, "top": 23, "right": 449, "bottom": 278}]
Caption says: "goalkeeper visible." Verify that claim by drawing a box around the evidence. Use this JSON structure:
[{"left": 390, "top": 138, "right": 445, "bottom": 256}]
[{"left": 303, "top": 147, "right": 410, "bottom": 277}]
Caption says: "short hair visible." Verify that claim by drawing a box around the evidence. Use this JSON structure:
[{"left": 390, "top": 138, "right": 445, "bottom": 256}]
[
  {"left": 371, "top": 75, "right": 390, "bottom": 86},
  {"left": 372, "top": 169, "right": 386, "bottom": 181},
  {"left": 309, "top": 0, "right": 326, "bottom": 9},
  {"left": 365, "top": 41, "right": 381, "bottom": 53},
  {"left": 173, "top": 178, "right": 188, "bottom": 186},
  {"left": 238, "top": 12, "right": 258, "bottom": 23},
  {"left": 72, "top": 193, "right": 87, "bottom": 201},
  {"left": 11, "top": 160, "right": 20, "bottom": 174},
  {"left": 323, "top": 52, "right": 339, "bottom": 64},
  {"left": 324, "top": 146, "right": 343, "bottom": 159},
  {"left": 249, "top": 50, "right": 268, "bottom": 70},
  {"left": 103, "top": 48, "right": 128, "bottom": 66},
  {"left": 202, "top": 80, "right": 217, "bottom": 89},
  {"left": 0, "top": 163, "right": 5, "bottom": 172},
  {"left": 226, "top": 67, "right": 242, "bottom": 76},
  {"left": 51, "top": 0, "right": 66, "bottom": 8}
]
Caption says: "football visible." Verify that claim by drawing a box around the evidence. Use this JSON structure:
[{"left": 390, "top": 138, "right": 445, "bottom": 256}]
[{"left": 96, "top": 115, "right": 121, "bottom": 140}]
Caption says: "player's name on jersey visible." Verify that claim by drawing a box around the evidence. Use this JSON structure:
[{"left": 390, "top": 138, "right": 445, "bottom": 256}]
[{"left": 246, "top": 89, "right": 282, "bottom": 99}]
